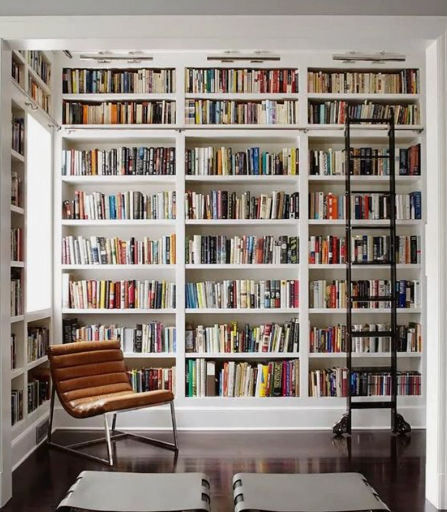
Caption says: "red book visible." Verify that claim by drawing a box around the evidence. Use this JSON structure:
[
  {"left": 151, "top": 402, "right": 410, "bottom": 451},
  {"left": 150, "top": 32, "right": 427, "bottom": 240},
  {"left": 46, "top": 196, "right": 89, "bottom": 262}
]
[{"left": 128, "top": 280, "right": 135, "bottom": 309}]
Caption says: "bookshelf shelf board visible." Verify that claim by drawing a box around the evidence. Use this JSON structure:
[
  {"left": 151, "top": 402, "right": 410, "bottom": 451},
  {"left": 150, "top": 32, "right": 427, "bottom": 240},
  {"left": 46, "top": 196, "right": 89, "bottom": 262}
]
[
  {"left": 309, "top": 352, "right": 422, "bottom": 358},
  {"left": 27, "top": 400, "right": 50, "bottom": 421},
  {"left": 307, "top": 396, "right": 422, "bottom": 404},
  {"left": 186, "top": 308, "right": 300, "bottom": 314},
  {"left": 185, "top": 352, "right": 301, "bottom": 359},
  {"left": 185, "top": 92, "right": 300, "bottom": 100},
  {"left": 11, "top": 261, "right": 25, "bottom": 268},
  {"left": 11, "top": 419, "right": 25, "bottom": 434},
  {"left": 185, "top": 175, "right": 299, "bottom": 184},
  {"left": 62, "top": 308, "right": 177, "bottom": 315},
  {"left": 307, "top": 93, "right": 420, "bottom": 101},
  {"left": 61, "top": 264, "right": 176, "bottom": 271},
  {"left": 27, "top": 65, "right": 51, "bottom": 95},
  {"left": 61, "top": 127, "right": 178, "bottom": 140},
  {"left": 11, "top": 149, "right": 25, "bottom": 163},
  {"left": 309, "top": 264, "right": 421, "bottom": 270},
  {"left": 307, "top": 124, "right": 424, "bottom": 132},
  {"left": 185, "top": 396, "right": 301, "bottom": 403},
  {"left": 11, "top": 315, "right": 25, "bottom": 323},
  {"left": 62, "top": 124, "right": 179, "bottom": 131},
  {"left": 61, "top": 219, "right": 176, "bottom": 227},
  {"left": 12, "top": 50, "right": 26, "bottom": 65},
  {"left": 27, "top": 356, "right": 48, "bottom": 371},
  {"left": 11, "top": 368, "right": 24, "bottom": 380},
  {"left": 123, "top": 352, "right": 176, "bottom": 359},
  {"left": 10, "top": 205, "right": 24, "bottom": 215},
  {"left": 61, "top": 175, "right": 176, "bottom": 185},
  {"left": 184, "top": 124, "right": 303, "bottom": 130},
  {"left": 62, "top": 93, "right": 176, "bottom": 101},
  {"left": 185, "top": 264, "right": 300, "bottom": 270},
  {"left": 308, "top": 175, "right": 421, "bottom": 183},
  {"left": 26, "top": 309, "right": 52, "bottom": 323},
  {"left": 309, "top": 308, "right": 422, "bottom": 314},
  {"left": 185, "top": 219, "right": 299, "bottom": 226},
  {"left": 308, "top": 219, "right": 422, "bottom": 226}
]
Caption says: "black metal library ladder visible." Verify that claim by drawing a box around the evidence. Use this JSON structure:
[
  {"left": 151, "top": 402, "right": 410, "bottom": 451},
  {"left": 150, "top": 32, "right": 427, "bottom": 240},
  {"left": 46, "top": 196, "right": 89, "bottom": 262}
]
[{"left": 332, "top": 111, "right": 411, "bottom": 436}]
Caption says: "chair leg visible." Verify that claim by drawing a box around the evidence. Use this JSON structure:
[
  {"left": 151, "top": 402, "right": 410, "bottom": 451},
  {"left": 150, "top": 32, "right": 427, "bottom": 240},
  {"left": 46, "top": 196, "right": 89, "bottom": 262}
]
[
  {"left": 47, "top": 386, "right": 56, "bottom": 443},
  {"left": 170, "top": 401, "right": 178, "bottom": 449},
  {"left": 104, "top": 414, "right": 114, "bottom": 466},
  {"left": 111, "top": 413, "right": 117, "bottom": 433}
]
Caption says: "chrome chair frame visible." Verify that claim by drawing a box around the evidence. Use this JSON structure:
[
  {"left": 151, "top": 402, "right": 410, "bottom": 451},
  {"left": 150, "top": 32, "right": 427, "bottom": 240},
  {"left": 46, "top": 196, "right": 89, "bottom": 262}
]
[{"left": 47, "top": 387, "right": 178, "bottom": 466}]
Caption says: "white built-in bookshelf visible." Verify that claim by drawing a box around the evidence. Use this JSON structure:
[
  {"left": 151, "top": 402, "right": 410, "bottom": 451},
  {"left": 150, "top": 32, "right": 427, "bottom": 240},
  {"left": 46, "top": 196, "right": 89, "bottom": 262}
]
[{"left": 51, "top": 53, "right": 425, "bottom": 430}]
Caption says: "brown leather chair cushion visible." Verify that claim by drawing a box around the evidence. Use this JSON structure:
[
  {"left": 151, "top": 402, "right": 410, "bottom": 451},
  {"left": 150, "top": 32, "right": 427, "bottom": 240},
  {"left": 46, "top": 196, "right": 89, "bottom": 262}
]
[{"left": 48, "top": 340, "right": 173, "bottom": 419}]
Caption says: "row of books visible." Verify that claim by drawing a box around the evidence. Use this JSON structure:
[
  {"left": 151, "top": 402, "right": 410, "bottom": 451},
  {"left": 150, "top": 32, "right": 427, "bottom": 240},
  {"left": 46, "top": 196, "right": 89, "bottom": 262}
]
[
  {"left": 309, "top": 192, "right": 422, "bottom": 220},
  {"left": 307, "top": 70, "right": 420, "bottom": 94},
  {"left": 309, "top": 279, "right": 421, "bottom": 309},
  {"left": 28, "top": 373, "right": 50, "bottom": 414},
  {"left": 308, "top": 101, "right": 420, "bottom": 125},
  {"left": 62, "top": 68, "right": 176, "bottom": 94},
  {"left": 11, "top": 334, "right": 16, "bottom": 370},
  {"left": 185, "top": 280, "right": 300, "bottom": 310},
  {"left": 28, "top": 51, "right": 51, "bottom": 85},
  {"left": 185, "top": 235, "right": 299, "bottom": 265},
  {"left": 11, "top": 228, "right": 23, "bottom": 262},
  {"left": 309, "top": 369, "right": 421, "bottom": 397},
  {"left": 63, "top": 100, "right": 176, "bottom": 125},
  {"left": 185, "top": 100, "right": 299, "bottom": 125},
  {"left": 309, "top": 235, "right": 421, "bottom": 265},
  {"left": 62, "top": 147, "right": 176, "bottom": 176},
  {"left": 11, "top": 269, "right": 23, "bottom": 317},
  {"left": 185, "top": 68, "right": 299, "bottom": 94},
  {"left": 11, "top": 171, "right": 23, "bottom": 208},
  {"left": 185, "top": 147, "right": 299, "bottom": 176},
  {"left": 186, "top": 319, "right": 300, "bottom": 354},
  {"left": 28, "top": 327, "right": 49, "bottom": 363},
  {"left": 29, "top": 78, "right": 50, "bottom": 113},
  {"left": 62, "top": 319, "right": 176, "bottom": 354},
  {"left": 63, "top": 277, "right": 176, "bottom": 310},
  {"left": 12, "top": 60, "right": 21, "bottom": 85},
  {"left": 186, "top": 359, "right": 300, "bottom": 397},
  {"left": 185, "top": 190, "right": 299, "bottom": 220},
  {"left": 12, "top": 117, "right": 24, "bottom": 155},
  {"left": 63, "top": 190, "right": 176, "bottom": 220},
  {"left": 62, "top": 234, "right": 176, "bottom": 266},
  {"left": 11, "top": 389, "right": 23, "bottom": 425},
  {"left": 128, "top": 367, "right": 175, "bottom": 393},
  {"left": 309, "top": 323, "right": 422, "bottom": 354},
  {"left": 309, "top": 144, "right": 421, "bottom": 176}
]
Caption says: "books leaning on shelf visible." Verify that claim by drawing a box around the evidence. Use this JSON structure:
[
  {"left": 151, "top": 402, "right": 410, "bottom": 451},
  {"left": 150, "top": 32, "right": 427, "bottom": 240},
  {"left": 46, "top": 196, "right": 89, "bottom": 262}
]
[
  {"left": 62, "top": 100, "right": 176, "bottom": 125},
  {"left": 309, "top": 279, "right": 421, "bottom": 309},
  {"left": 11, "top": 334, "right": 16, "bottom": 370},
  {"left": 62, "top": 190, "right": 176, "bottom": 220},
  {"left": 186, "top": 359, "right": 300, "bottom": 397},
  {"left": 309, "top": 144, "right": 421, "bottom": 176},
  {"left": 12, "top": 60, "right": 22, "bottom": 84},
  {"left": 185, "top": 99, "right": 299, "bottom": 125},
  {"left": 62, "top": 234, "right": 176, "bottom": 265},
  {"left": 28, "top": 51, "right": 51, "bottom": 85},
  {"left": 11, "top": 227, "right": 23, "bottom": 262},
  {"left": 63, "top": 319, "right": 176, "bottom": 354},
  {"left": 28, "top": 78, "right": 50, "bottom": 113},
  {"left": 310, "top": 322, "right": 422, "bottom": 353},
  {"left": 308, "top": 101, "right": 420, "bottom": 125},
  {"left": 186, "top": 147, "right": 299, "bottom": 176},
  {"left": 63, "top": 277, "right": 176, "bottom": 310},
  {"left": 11, "top": 389, "right": 23, "bottom": 425},
  {"left": 186, "top": 190, "right": 299, "bottom": 220},
  {"left": 309, "top": 191, "right": 422, "bottom": 220},
  {"left": 62, "top": 147, "right": 176, "bottom": 176},
  {"left": 11, "top": 171, "right": 23, "bottom": 208},
  {"left": 186, "top": 279, "right": 299, "bottom": 310},
  {"left": 186, "top": 234, "right": 299, "bottom": 265},
  {"left": 186, "top": 319, "right": 299, "bottom": 353},
  {"left": 309, "top": 368, "right": 421, "bottom": 397},
  {"left": 128, "top": 367, "right": 175, "bottom": 393},
  {"left": 11, "top": 269, "right": 23, "bottom": 316},
  {"left": 307, "top": 69, "right": 420, "bottom": 94},
  {"left": 63, "top": 68, "right": 176, "bottom": 94},
  {"left": 28, "top": 326, "right": 49, "bottom": 362},
  {"left": 185, "top": 68, "right": 299, "bottom": 93},
  {"left": 12, "top": 117, "right": 24, "bottom": 155},
  {"left": 309, "top": 235, "right": 421, "bottom": 265},
  {"left": 28, "top": 370, "right": 51, "bottom": 413}
]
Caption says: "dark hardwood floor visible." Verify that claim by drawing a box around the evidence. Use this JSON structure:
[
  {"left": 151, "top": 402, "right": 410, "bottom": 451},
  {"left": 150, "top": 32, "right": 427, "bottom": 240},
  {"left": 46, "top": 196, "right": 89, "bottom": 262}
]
[{"left": 2, "top": 429, "right": 439, "bottom": 512}]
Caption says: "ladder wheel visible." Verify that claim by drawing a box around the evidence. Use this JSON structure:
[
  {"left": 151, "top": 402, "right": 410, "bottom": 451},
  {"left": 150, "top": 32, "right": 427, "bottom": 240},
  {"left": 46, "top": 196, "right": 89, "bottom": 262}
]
[
  {"left": 393, "top": 413, "right": 411, "bottom": 435},
  {"left": 333, "top": 413, "right": 350, "bottom": 436}
]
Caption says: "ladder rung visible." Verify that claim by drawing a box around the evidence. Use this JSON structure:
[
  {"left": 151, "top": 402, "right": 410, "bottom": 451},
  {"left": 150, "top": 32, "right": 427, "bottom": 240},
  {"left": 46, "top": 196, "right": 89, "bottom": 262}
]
[
  {"left": 351, "top": 401, "right": 394, "bottom": 410},
  {"left": 350, "top": 331, "right": 393, "bottom": 338},
  {"left": 351, "top": 296, "right": 395, "bottom": 302},
  {"left": 352, "top": 261, "right": 391, "bottom": 266},
  {"left": 351, "top": 190, "right": 392, "bottom": 195},
  {"left": 351, "top": 366, "right": 393, "bottom": 372},
  {"left": 349, "top": 155, "right": 391, "bottom": 159},
  {"left": 350, "top": 225, "right": 391, "bottom": 230},
  {"left": 348, "top": 118, "right": 392, "bottom": 124}
]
